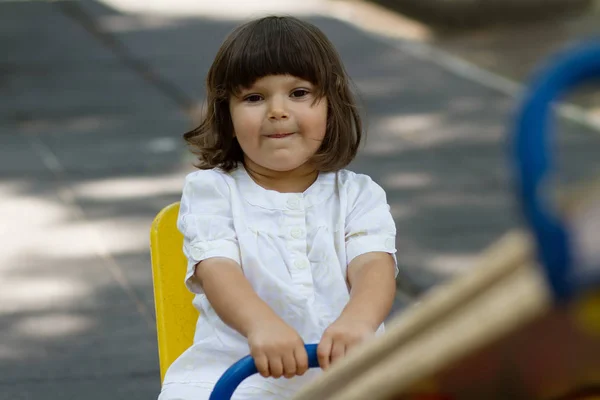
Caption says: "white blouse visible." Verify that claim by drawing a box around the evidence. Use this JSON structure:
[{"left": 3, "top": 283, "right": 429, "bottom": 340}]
[{"left": 162, "top": 166, "right": 397, "bottom": 397}]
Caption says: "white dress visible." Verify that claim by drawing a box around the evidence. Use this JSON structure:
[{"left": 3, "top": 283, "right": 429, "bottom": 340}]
[{"left": 159, "top": 166, "right": 398, "bottom": 399}]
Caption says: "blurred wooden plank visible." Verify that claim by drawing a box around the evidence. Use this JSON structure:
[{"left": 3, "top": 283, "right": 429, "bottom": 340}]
[{"left": 293, "top": 181, "right": 600, "bottom": 400}]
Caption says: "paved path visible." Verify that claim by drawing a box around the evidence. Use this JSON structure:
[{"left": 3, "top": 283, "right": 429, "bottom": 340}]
[{"left": 1, "top": 1, "right": 600, "bottom": 398}]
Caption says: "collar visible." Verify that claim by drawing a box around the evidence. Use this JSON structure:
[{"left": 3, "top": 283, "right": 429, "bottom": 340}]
[{"left": 231, "top": 165, "right": 335, "bottom": 211}]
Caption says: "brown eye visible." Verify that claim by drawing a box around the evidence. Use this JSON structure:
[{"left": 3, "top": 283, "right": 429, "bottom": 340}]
[
  {"left": 244, "top": 94, "right": 263, "bottom": 103},
  {"left": 290, "top": 89, "right": 309, "bottom": 98}
]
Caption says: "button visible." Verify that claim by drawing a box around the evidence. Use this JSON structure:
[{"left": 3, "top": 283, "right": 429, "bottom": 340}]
[
  {"left": 294, "top": 259, "right": 308, "bottom": 269},
  {"left": 286, "top": 197, "right": 300, "bottom": 209},
  {"left": 290, "top": 228, "right": 305, "bottom": 239}
]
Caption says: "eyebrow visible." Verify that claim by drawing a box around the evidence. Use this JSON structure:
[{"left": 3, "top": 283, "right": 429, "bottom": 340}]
[{"left": 288, "top": 77, "right": 312, "bottom": 85}]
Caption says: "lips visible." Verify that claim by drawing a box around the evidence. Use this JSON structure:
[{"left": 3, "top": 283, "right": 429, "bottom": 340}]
[{"left": 266, "top": 132, "right": 294, "bottom": 139}]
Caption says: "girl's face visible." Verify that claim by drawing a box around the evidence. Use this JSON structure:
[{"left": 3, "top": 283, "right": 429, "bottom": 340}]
[{"left": 229, "top": 74, "right": 328, "bottom": 174}]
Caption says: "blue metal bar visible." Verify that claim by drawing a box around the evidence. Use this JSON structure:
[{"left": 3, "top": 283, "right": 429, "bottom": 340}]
[
  {"left": 513, "top": 40, "right": 600, "bottom": 300},
  {"left": 209, "top": 344, "right": 320, "bottom": 399}
]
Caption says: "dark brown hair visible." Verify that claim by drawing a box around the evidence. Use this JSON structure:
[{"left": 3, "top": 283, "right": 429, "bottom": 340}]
[{"left": 184, "top": 16, "right": 362, "bottom": 172}]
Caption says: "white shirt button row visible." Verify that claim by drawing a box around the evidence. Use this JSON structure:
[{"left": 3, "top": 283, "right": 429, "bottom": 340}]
[{"left": 294, "top": 258, "right": 309, "bottom": 269}]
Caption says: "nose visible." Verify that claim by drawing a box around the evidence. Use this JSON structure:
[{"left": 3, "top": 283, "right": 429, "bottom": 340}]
[{"left": 267, "top": 98, "right": 289, "bottom": 120}]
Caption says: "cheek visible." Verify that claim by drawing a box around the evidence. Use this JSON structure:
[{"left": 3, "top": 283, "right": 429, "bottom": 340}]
[
  {"left": 309, "top": 103, "right": 328, "bottom": 140},
  {"left": 296, "top": 99, "right": 327, "bottom": 135},
  {"left": 230, "top": 108, "right": 260, "bottom": 136}
]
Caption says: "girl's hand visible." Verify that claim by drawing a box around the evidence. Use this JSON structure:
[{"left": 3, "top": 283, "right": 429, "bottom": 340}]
[
  {"left": 247, "top": 317, "right": 309, "bottom": 379},
  {"left": 317, "top": 317, "right": 375, "bottom": 370}
]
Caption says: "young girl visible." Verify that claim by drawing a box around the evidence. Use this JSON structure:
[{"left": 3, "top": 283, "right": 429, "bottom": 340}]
[{"left": 159, "top": 16, "right": 398, "bottom": 400}]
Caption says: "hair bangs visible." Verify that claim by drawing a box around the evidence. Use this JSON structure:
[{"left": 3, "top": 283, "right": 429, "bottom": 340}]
[{"left": 222, "top": 17, "right": 329, "bottom": 97}]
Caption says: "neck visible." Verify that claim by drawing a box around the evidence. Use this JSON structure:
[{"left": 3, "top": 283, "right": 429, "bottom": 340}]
[{"left": 243, "top": 159, "right": 319, "bottom": 193}]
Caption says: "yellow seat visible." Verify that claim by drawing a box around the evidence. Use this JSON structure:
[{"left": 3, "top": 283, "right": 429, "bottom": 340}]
[{"left": 150, "top": 202, "right": 199, "bottom": 383}]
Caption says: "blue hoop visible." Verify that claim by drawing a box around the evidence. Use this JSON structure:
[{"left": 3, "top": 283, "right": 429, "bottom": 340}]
[
  {"left": 209, "top": 344, "right": 320, "bottom": 400},
  {"left": 513, "top": 40, "right": 600, "bottom": 301}
]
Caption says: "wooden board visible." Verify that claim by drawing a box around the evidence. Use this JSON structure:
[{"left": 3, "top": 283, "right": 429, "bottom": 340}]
[{"left": 292, "top": 183, "right": 600, "bottom": 400}]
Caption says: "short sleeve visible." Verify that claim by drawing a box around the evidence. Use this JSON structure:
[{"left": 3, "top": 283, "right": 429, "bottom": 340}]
[
  {"left": 177, "top": 170, "right": 241, "bottom": 294},
  {"left": 344, "top": 174, "right": 398, "bottom": 277}
]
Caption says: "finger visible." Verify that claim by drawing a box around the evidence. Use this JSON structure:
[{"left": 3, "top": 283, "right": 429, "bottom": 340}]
[
  {"left": 282, "top": 351, "right": 297, "bottom": 379},
  {"left": 330, "top": 340, "right": 346, "bottom": 366},
  {"left": 294, "top": 345, "right": 309, "bottom": 376},
  {"left": 269, "top": 356, "right": 284, "bottom": 379},
  {"left": 317, "top": 336, "right": 333, "bottom": 370},
  {"left": 254, "top": 354, "right": 270, "bottom": 378}
]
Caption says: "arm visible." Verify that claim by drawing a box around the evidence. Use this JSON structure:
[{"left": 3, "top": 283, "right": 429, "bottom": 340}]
[
  {"left": 317, "top": 252, "right": 396, "bottom": 369},
  {"left": 195, "top": 256, "right": 282, "bottom": 337},
  {"left": 195, "top": 257, "right": 309, "bottom": 378},
  {"left": 318, "top": 173, "right": 398, "bottom": 369},
  {"left": 339, "top": 251, "right": 397, "bottom": 330},
  {"left": 178, "top": 171, "right": 307, "bottom": 378}
]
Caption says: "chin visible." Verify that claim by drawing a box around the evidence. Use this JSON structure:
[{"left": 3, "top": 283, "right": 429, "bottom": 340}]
[{"left": 264, "top": 159, "right": 310, "bottom": 173}]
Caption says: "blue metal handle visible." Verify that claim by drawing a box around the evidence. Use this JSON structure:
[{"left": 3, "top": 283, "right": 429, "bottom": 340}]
[
  {"left": 209, "top": 344, "right": 320, "bottom": 400},
  {"left": 513, "top": 40, "right": 600, "bottom": 300}
]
